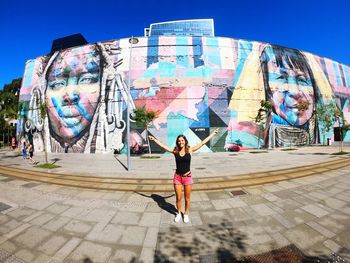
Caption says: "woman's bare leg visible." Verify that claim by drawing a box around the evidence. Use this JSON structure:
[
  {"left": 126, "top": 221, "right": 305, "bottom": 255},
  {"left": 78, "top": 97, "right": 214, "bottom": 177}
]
[
  {"left": 184, "top": 184, "right": 192, "bottom": 214},
  {"left": 174, "top": 184, "right": 183, "bottom": 214}
]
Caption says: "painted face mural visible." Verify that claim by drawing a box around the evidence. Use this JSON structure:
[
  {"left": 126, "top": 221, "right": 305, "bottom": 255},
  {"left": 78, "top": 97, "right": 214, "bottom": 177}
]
[
  {"left": 18, "top": 37, "right": 349, "bottom": 153},
  {"left": 261, "top": 46, "right": 315, "bottom": 126},
  {"left": 45, "top": 45, "right": 101, "bottom": 143}
]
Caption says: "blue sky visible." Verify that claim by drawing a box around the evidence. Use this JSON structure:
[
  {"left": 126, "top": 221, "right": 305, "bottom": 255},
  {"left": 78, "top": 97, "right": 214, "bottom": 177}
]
[{"left": 1, "top": 0, "right": 349, "bottom": 89}]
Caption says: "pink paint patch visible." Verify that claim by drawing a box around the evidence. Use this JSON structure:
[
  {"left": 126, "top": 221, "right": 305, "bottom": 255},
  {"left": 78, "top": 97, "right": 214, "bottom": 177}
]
[
  {"left": 228, "top": 118, "right": 258, "bottom": 134},
  {"left": 208, "top": 87, "right": 226, "bottom": 106}
]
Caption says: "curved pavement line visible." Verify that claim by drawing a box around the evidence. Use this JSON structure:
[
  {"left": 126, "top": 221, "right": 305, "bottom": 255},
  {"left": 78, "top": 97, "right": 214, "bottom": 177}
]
[{"left": 0, "top": 157, "right": 349, "bottom": 192}]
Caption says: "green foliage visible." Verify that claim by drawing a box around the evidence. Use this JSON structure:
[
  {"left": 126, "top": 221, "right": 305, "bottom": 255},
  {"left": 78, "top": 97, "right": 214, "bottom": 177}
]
[
  {"left": 0, "top": 78, "right": 22, "bottom": 138},
  {"left": 133, "top": 107, "right": 156, "bottom": 128},
  {"left": 39, "top": 101, "right": 48, "bottom": 120},
  {"left": 34, "top": 163, "right": 61, "bottom": 169},
  {"left": 254, "top": 100, "right": 272, "bottom": 149},
  {"left": 132, "top": 107, "right": 157, "bottom": 156},
  {"left": 254, "top": 100, "right": 272, "bottom": 124},
  {"left": 316, "top": 101, "right": 338, "bottom": 135},
  {"left": 2, "top": 78, "right": 22, "bottom": 94},
  {"left": 0, "top": 92, "right": 18, "bottom": 119},
  {"left": 334, "top": 108, "right": 350, "bottom": 140}
]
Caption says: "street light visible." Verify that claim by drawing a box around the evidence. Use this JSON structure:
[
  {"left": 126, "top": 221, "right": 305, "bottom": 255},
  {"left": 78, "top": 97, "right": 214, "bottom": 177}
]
[{"left": 127, "top": 36, "right": 139, "bottom": 171}]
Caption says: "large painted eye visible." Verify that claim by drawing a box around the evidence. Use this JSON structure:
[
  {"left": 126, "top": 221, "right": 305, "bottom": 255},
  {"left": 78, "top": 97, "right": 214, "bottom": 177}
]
[
  {"left": 276, "top": 74, "right": 288, "bottom": 81},
  {"left": 297, "top": 75, "right": 306, "bottom": 82},
  {"left": 79, "top": 74, "right": 98, "bottom": 85},
  {"left": 48, "top": 80, "right": 66, "bottom": 89},
  {"left": 297, "top": 75, "right": 311, "bottom": 85}
]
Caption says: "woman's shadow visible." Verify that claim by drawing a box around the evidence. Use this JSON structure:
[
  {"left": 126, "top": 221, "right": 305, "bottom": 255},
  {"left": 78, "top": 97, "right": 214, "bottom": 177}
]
[{"left": 136, "top": 192, "right": 177, "bottom": 215}]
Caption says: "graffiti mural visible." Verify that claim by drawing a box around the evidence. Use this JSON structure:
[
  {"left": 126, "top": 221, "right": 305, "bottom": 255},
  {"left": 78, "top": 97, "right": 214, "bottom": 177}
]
[
  {"left": 18, "top": 36, "right": 350, "bottom": 153},
  {"left": 18, "top": 42, "right": 135, "bottom": 153}
]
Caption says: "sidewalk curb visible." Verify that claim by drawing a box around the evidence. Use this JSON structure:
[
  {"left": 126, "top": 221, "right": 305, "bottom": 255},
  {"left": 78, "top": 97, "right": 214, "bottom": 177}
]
[{"left": 1, "top": 157, "right": 349, "bottom": 192}]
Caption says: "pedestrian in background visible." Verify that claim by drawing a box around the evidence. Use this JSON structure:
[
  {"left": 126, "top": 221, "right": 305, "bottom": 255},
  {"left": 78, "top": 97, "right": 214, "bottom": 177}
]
[
  {"left": 27, "top": 141, "right": 37, "bottom": 164},
  {"left": 21, "top": 140, "right": 27, "bottom": 160},
  {"left": 64, "top": 142, "right": 69, "bottom": 153}
]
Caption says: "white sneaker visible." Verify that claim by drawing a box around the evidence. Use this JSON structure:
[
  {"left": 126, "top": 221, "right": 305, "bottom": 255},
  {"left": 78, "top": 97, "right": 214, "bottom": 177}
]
[
  {"left": 174, "top": 213, "right": 181, "bottom": 223},
  {"left": 183, "top": 214, "right": 189, "bottom": 224}
]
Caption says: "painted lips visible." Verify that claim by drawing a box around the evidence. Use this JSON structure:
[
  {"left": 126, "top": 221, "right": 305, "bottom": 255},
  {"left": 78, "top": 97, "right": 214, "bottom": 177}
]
[{"left": 62, "top": 115, "right": 82, "bottom": 128}]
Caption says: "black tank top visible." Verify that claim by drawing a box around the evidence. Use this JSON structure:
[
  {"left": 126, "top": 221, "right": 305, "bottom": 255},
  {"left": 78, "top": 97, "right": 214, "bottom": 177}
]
[{"left": 174, "top": 152, "right": 191, "bottom": 175}]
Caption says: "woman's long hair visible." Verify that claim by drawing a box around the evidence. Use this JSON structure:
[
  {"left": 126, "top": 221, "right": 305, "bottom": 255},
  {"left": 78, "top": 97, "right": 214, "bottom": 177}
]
[{"left": 173, "top": 135, "right": 190, "bottom": 154}]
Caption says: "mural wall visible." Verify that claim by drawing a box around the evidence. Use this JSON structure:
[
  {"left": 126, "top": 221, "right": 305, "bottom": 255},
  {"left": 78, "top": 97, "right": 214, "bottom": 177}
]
[{"left": 18, "top": 36, "right": 350, "bottom": 153}]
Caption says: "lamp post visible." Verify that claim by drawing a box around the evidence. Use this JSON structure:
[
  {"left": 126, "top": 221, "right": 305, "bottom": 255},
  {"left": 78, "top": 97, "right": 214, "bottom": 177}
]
[{"left": 127, "top": 36, "right": 139, "bottom": 171}]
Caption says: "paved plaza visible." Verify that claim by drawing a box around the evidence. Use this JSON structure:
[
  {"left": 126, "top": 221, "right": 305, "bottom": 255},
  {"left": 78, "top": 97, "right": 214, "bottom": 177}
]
[{"left": 0, "top": 146, "right": 349, "bottom": 262}]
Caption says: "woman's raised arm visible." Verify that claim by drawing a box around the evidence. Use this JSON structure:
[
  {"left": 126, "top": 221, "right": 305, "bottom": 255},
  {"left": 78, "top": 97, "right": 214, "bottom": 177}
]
[
  {"left": 149, "top": 136, "right": 174, "bottom": 153},
  {"left": 190, "top": 128, "right": 219, "bottom": 153}
]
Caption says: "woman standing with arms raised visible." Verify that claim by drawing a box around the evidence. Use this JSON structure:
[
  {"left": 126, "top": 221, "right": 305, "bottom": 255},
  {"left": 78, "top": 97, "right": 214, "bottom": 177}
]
[{"left": 149, "top": 128, "right": 219, "bottom": 223}]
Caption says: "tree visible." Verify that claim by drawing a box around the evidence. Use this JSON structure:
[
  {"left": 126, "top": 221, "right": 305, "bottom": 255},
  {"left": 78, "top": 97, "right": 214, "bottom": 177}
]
[
  {"left": 132, "top": 107, "right": 156, "bottom": 156},
  {"left": 316, "top": 101, "right": 338, "bottom": 145},
  {"left": 0, "top": 78, "right": 22, "bottom": 145},
  {"left": 254, "top": 100, "right": 272, "bottom": 149},
  {"left": 3, "top": 78, "right": 22, "bottom": 94},
  {"left": 334, "top": 107, "right": 350, "bottom": 153},
  {"left": 39, "top": 101, "right": 49, "bottom": 164}
]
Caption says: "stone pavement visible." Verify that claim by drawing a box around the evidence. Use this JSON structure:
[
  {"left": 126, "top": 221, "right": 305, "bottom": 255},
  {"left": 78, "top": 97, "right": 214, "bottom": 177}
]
[
  {"left": 1, "top": 145, "right": 350, "bottom": 179},
  {"left": 0, "top": 145, "right": 349, "bottom": 262}
]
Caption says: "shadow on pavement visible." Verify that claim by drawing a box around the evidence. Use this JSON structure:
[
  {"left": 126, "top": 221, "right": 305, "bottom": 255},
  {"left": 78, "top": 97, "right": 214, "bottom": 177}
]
[
  {"left": 50, "top": 158, "right": 61, "bottom": 164},
  {"left": 136, "top": 192, "right": 177, "bottom": 215},
  {"left": 288, "top": 152, "right": 330, "bottom": 155},
  {"left": 0, "top": 153, "right": 21, "bottom": 159},
  {"left": 114, "top": 155, "right": 128, "bottom": 171},
  {"left": 153, "top": 219, "right": 349, "bottom": 263},
  {"left": 154, "top": 220, "right": 246, "bottom": 262}
]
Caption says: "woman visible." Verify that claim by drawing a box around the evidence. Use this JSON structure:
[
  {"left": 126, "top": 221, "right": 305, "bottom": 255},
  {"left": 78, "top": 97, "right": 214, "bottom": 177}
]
[{"left": 149, "top": 128, "right": 219, "bottom": 223}]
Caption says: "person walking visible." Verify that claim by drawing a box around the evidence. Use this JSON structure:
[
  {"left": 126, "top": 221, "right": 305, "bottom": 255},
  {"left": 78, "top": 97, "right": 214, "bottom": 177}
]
[
  {"left": 64, "top": 142, "right": 69, "bottom": 153},
  {"left": 27, "top": 141, "right": 37, "bottom": 164},
  {"left": 149, "top": 128, "right": 219, "bottom": 223},
  {"left": 21, "top": 140, "right": 27, "bottom": 160}
]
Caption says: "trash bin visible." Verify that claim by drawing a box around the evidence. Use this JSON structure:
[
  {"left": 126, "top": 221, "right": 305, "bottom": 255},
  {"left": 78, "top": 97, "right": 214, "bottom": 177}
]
[{"left": 327, "top": 138, "right": 332, "bottom": 146}]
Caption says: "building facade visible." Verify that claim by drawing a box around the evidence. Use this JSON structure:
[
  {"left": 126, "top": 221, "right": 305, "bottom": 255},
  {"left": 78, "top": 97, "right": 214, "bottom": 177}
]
[
  {"left": 148, "top": 19, "right": 214, "bottom": 37},
  {"left": 18, "top": 36, "right": 350, "bottom": 153}
]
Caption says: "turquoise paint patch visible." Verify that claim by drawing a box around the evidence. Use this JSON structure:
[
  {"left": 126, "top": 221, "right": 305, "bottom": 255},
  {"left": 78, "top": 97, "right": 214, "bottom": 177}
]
[
  {"left": 333, "top": 62, "right": 342, "bottom": 86},
  {"left": 318, "top": 122, "right": 334, "bottom": 144},
  {"left": 182, "top": 66, "right": 215, "bottom": 78},
  {"left": 23, "top": 60, "right": 36, "bottom": 87},
  {"left": 344, "top": 68, "right": 350, "bottom": 88},
  {"left": 343, "top": 132, "right": 350, "bottom": 142},
  {"left": 205, "top": 38, "right": 221, "bottom": 66},
  {"left": 176, "top": 37, "right": 189, "bottom": 68},
  {"left": 144, "top": 69, "right": 158, "bottom": 78},
  {"left": 230, "top": 111, "right": 238, "bottom": 118},
  {"left": 234, "top": 41, "right": 253, "bottom": 87},
  {"left": 167, "top": 112, "right": 190, "bottom": 148},
  {"left": 143, "top": 61, "right": 177, "bottom": 78},
  {"left": 226, "top": 130, "right": 261, "bottom": 148}
]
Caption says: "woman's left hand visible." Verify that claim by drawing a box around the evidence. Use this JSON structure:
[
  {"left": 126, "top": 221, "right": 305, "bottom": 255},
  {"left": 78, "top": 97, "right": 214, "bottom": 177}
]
[{"left": 213, "top": 128, "right": 219, "bottom": 135}]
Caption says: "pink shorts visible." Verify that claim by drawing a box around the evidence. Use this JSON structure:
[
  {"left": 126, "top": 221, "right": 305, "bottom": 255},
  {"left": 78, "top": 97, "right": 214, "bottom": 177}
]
[{"left": 173, "top": 172, "right": 193, "bottom": 185}]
